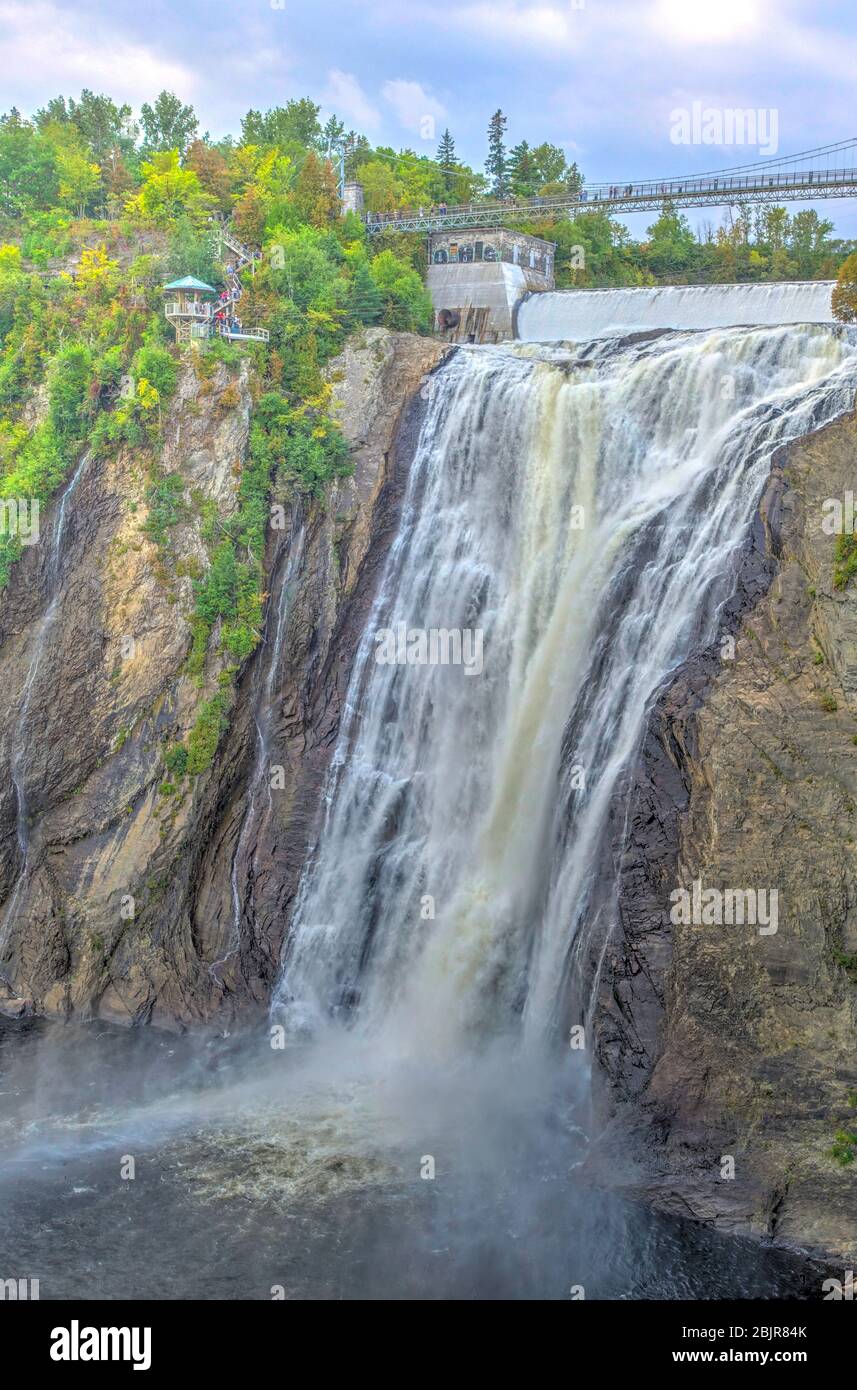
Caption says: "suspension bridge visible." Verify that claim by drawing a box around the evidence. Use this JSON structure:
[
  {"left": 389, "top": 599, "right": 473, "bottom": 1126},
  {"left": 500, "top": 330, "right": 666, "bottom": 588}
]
[{"left": 364, "top": 138, "right": 857, "bottom": 235}]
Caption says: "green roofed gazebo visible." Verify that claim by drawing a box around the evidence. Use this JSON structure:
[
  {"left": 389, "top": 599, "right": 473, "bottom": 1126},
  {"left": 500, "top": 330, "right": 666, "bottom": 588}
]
[
  {"left": 163, "top": 276, "right": 217, "bottom": 293},
  {"left": 163, "top": 277, "right": 218, "bottom": 343}
]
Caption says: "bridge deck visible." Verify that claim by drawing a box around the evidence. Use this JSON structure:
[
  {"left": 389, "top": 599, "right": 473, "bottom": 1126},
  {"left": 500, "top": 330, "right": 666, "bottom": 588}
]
[{"left": 366, "top": 165, "right": 857, "bottom": 235}]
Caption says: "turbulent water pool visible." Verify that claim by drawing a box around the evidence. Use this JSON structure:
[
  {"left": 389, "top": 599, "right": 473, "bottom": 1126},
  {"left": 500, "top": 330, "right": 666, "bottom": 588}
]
[{"left": 0, "top": 1018, "right": 822, "bottom": 1300}]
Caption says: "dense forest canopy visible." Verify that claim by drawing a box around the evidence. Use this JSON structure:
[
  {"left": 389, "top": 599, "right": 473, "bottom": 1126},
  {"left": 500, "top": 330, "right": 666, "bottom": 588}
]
[{"left": 1, "top": 87, "right": 855, "bottom": 613}]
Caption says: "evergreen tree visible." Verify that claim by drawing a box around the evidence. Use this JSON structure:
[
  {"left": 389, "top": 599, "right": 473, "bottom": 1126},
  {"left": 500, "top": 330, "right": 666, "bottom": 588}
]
[
  {"left": 293, "top": 151, "right": 340, "bottom": 226},
  {"left": 509, "top": 140, "right": 536, "bottom": 197},
  {"left": 344, "top": 133, "right": 372, "bottom": 179},
  {"left": 322, "top": 115, "right": 346, "bottom": 155},
  {"left": 486, "top": 110, "right": 509, "bottom": 199},
  {"left": 436, "top": 128, "right": 456, "bottom": 196},
  {"left": 349, "top": 262, "right": 383, "bottom": 326}
]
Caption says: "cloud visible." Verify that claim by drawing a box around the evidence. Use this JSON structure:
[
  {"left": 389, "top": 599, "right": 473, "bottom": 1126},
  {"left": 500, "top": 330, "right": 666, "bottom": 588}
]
[
  {"left": 321, "top": 69, "right": 381, "bottom": 131},
  {"left": 400, "top": 1, "right": 579, "bottom": 55},
  {"left": 650, "top": 0, "right": 765, "bottom": 46},
  {"left": 0, "top": 0, "right": 196, "bottom": 110},
  {"left": 381, "top": 79, "right": 446, "bottom": 137}
]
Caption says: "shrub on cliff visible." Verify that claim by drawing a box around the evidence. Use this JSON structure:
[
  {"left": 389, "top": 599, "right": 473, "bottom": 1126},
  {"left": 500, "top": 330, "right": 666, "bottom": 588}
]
[
  {"left": 48, "top": 342, "right": 92, "bottom": 442},
  {"left": 185, "top": 691, "right": 230, "bottom": 775},
  {"left": 368, "top": 250, "right": 432, "bottom": 332},
  {"left": 132, "top": 343, "right": 177, "bottom": 400},
  {"left": 251, "top": 389, "right": 352, "bottom": 497}
]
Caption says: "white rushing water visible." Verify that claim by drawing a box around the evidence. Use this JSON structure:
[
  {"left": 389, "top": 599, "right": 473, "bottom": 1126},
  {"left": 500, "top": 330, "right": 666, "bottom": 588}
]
[
  {"left": 517, "top": 281, "right": 837, "bottom": 342},
  {"left": 273, "top": 315, "right": 857, "bottom": 1057}
]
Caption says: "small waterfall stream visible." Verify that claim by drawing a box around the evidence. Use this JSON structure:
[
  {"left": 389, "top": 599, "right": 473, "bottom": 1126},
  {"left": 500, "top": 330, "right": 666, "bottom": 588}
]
[
  {"left": 211, "top": 517, "right": 307, "bottom": 983},
  {"left": 1, "top": 452, "right": 91, "bottom": 961}
]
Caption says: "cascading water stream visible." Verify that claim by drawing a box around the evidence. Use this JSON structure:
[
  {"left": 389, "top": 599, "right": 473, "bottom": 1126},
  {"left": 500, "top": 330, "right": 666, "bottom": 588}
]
[
  {"left": 517, "top": 280, "right": 838, "bottom": 341},
  {"left": 274, "top": 316, "right": 857, "bottom": 1058},
  {"left": 1, "top": 451, "right": 91, "bottom": 958},
  {"left": 211, "top": 517, "right": 307, "bottom": 983}
]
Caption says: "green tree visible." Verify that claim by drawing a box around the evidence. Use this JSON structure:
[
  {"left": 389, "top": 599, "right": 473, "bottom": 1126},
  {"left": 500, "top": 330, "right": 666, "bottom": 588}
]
[
  {"left": 322, "top": 115, "right": 346, "bottom": 154},
  {"left": 369, "top": 249, "right": 433, "bottom": 331},
  {"left": 185, "top": 139, "right": 232, "bottom": 212},
  {"left": 486, "top": 109, "right": 509, "bottom": 199},
  {"left": 348, "top": 261, "right": 383, "bottom": 325},
  {"left": 140, "top": 91, "right": 198, "bottom": 157},
  {"left": 645, "top": 203, "right": 698, "bottom": 279},
  {"left": 241, "top": 101, "right": 323, "bottom": 154},
  {"left": 0, "top": 111, "right": 58, "bottom": 215},
  {"left": 0, "top": 244, "right": 25, "bottom": 340},
  {"left": 509, "top": 140, "right": 536, "bottom": 198},
  {"left": 132, "top": 345, "right": 177, "bottom": 399},
  {"left": 293, "top": 152, "right": 340, "bottom": 227},
  {"left": 436, "top": 128, "right": 457, "bottom": 196},
  {"left": 789, "top": 209, "right": 835, "bottom": 279},
  {"left": 531, "top": 141, "right": 568, "bottom": 188},
  {"left": 355, "top": 158, "right": 403, "bottom": 212},
  {"left": 41, "top": 121, "right": 101, "bottom": 216},
  {"left": 36, "top": 90, "right": 137, "bottom": 163},
  {"left": 832, "top": 252, "right": 857, "bottom": 323},
  {"left": 125, "top": 150, "right": 214, "bottom": 225},
  {"left": 166, "top": 215, "right": 220, "bottom": 285},
  {"left": 49, "top": 343, "right": 93, "bottom": 443}
]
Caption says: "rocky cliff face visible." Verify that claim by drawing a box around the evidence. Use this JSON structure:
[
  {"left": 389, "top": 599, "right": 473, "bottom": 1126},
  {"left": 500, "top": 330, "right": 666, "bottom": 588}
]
[
  {"left": 3, "top": 318, "right": 854, "bottom": 1265},
  {"left": 594, "top": 410, "right": 857, "bottom": 1265},
  {"left": 0, "top": 328, "right": 447, "bottom": 1029}
]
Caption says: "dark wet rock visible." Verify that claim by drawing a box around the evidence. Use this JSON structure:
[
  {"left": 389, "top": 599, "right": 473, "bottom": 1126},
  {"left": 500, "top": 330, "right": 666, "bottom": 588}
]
[{"left": 592, "top": 413, "right": 857, "bottom": 1266}]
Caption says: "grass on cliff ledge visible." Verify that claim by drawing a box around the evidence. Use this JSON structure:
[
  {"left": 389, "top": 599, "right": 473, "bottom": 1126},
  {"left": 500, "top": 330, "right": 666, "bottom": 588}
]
[{"left": 833, "top": 533, "right": 857, "bottom": 591}]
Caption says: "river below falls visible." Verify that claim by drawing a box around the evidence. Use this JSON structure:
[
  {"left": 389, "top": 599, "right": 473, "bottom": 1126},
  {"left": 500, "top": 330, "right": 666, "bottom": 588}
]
[{"left": 0, "top": 1017, "right": 822, "bottom": 1300}]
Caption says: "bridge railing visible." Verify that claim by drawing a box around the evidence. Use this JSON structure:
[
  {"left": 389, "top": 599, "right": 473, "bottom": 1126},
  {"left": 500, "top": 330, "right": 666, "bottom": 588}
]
[{"left": 364, "top": 164, "right": 857, "bottom": 234}]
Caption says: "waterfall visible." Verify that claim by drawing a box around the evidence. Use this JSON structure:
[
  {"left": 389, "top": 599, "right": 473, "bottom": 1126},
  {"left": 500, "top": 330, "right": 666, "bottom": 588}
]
[
  {"left": 518, "top": 281, "right": 837, "bottom": 342},
  {"left": 273, "top": 319, "right": 857, "bottom": 1053},
  {"left": 1, "top": 452, "right": 92, "bottom": 963}
]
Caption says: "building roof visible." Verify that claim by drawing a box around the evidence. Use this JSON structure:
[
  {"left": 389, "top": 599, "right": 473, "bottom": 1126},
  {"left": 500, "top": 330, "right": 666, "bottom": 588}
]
[{"left": 163, "top": 276, "right": 217, "bottom": 293}]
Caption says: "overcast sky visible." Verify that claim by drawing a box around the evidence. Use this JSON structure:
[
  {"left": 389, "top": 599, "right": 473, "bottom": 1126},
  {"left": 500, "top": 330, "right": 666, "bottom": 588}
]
[{"left": 3, "top": 0, "right": 857, "bottom": 236}]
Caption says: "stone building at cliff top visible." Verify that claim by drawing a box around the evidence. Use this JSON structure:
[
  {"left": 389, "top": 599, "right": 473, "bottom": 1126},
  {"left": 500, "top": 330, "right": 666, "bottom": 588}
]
[{"left": 426, "top": 227, "right": 556, "bottom": 343}]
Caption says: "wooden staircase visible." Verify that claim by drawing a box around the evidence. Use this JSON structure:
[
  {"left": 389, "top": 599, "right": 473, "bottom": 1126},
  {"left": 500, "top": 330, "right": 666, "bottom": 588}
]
[{"left": 212, "top": 221, "right": 269, "bottom": 342}]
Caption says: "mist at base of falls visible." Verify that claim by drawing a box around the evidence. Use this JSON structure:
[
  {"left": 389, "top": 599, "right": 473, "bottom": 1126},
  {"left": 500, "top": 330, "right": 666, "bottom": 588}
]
[
  {"left": 4, "top": 308, "right": 857, "bottom": 1299},
  {"left": 0, "top": 1018, "right": 818, "bottom": 1299}
]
